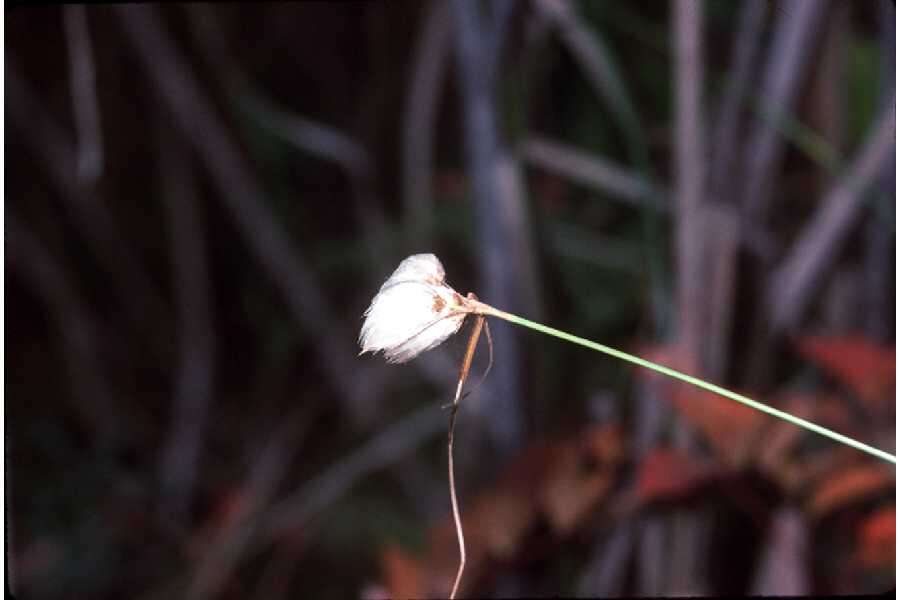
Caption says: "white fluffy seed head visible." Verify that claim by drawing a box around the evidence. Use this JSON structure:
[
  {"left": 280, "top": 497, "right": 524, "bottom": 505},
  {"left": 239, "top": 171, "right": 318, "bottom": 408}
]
[{"left": 359, "top": 254, "right": 467, "bottom": 363}]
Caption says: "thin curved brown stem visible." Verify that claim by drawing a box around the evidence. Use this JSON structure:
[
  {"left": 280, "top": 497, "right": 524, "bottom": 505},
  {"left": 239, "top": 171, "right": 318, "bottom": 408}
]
[
  {"left": 447, "top": 405, "right": 465, "bottom": 599},
  {"left": 448, "top": 310, "right": 485, "bottom": 599}
]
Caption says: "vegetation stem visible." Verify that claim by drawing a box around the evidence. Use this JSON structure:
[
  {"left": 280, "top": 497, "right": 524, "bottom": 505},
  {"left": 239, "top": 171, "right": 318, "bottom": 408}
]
[{"left": 470, "top": 300, "right": 896, "bottom": 465}]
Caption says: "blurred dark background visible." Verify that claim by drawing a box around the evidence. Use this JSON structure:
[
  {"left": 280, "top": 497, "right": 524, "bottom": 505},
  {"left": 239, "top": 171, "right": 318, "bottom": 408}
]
[{"left": 6, "top": 2, "right": 895, "bottom": 598}]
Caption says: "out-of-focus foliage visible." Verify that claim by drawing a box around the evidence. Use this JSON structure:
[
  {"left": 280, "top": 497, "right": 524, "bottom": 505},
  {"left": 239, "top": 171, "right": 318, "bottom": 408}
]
[{"left": 7, "top": 1, "right": 894, "bottom": 599}]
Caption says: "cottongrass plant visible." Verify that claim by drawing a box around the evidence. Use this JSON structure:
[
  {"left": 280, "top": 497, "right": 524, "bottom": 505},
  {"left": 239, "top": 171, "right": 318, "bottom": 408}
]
[{"left": 360, "top": 253, "right": 896, "bottom": 598}]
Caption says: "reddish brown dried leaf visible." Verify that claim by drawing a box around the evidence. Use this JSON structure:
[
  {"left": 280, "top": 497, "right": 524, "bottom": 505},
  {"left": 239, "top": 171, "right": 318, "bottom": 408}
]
[
  {"left": 755, "top": 399, "right": 812, "bottom": 473},
  {"left": 793, "top": 336, "right": 895, "bottom": 415},
  {"left": 632, "top": 344, "right": 686, "bottom": 383},
  {"left": 815, "top": 395, "right": 855, "bottom": 429},
  {"left": 423, "top": 441, "right": 551, "bottom": 596},
  {"left": 632, "top": 344, "right": 763, "bottom": 465},
  {"left": 380, "top": 545, "right": 427, "bottom": 599},
  {"left": 754, "top": 394, "right": 854, "bottom": 494},
  {"left": 402, "top": 425, "right": 626, "bottom": 597},
  {"left": 856, "top": 506, "right": 896, "bottom": 569},
  {"left": 581, "top": 424, "right": 627, "bottom": 467},
  {"left": 635, "top": 448, "right": 714, "bottom": 505},
  {"left": 670, "top": 385, "right": 764, "bottom": 466},
  {"left": 538, "top": 425, "right": 624, "bottom": 535},
  {"left": 784, "top": 446, "right": 859, "bottom": 498},
  {"left": 464, "top": 488, "right": 538, "bottom": 561},
  {"left": 807, "top": 465, "right": 894, "bottom": 518}
]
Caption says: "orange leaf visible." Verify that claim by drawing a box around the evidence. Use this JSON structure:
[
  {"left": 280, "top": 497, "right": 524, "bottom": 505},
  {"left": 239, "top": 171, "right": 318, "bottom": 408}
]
[
  {"left": 856, "top": 506, "right": 896, "bottom": 569},
  {"left": 793, "top": 336, "right": 895, "bottom": 415},
  {"left": 807, "top": 465, "right": 894, "bottom": 518}
]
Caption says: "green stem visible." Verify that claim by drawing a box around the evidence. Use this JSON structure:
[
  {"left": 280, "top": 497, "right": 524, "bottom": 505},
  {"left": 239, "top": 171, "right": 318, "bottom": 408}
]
[{"left": 472, "top": 301, "right": 896, "bottom": 465}]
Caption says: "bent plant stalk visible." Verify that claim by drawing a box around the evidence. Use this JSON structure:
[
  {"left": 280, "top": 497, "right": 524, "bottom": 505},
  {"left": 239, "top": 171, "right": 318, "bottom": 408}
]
[{"left": 447, "top": 308, "right": 485, "bottom": 599}]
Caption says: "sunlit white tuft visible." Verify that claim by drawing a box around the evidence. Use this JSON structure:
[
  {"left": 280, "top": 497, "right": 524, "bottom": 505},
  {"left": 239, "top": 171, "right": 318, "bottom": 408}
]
[{"left": 359, "top": 254, "right": 468, "bottom": 363}]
